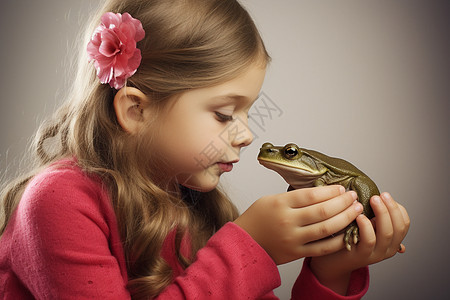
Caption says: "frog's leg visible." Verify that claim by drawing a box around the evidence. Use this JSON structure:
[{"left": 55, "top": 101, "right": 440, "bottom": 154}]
[
  {"left": 315, "top": 177, "right": 359, "bottom": 250},
  {"left": 343, "top": 177, "right": 378, "bottom": 251},
  {"left": 343, "top": 222, "right": 359, "bottom": 251},
  {"left": 352, "top": 226, "right": 359, "bottom": 244},
  {"left": 313, "top": 179, "right": 327, "bottom": 187}
]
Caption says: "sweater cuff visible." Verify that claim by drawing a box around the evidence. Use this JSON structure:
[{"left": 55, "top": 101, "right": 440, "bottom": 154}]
[{"left": 293, "top": 257, "right": 369, "bottom": 299}]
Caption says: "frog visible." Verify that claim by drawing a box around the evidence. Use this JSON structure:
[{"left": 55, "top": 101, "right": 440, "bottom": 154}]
[{"left": 257, "top": 142, "right": 378, "bottom": 251}]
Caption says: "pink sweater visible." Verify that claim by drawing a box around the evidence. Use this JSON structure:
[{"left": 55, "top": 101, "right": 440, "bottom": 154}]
[{"left": 0, "top": 160, "right": 368, "bottom": 299}]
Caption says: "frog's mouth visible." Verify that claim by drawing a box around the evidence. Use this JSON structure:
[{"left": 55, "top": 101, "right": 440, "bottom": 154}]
[{"left": 258, "top": 159, "right": 326, "bottom": 189}]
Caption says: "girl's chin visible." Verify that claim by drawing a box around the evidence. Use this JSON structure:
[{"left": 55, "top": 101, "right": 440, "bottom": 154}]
[
  {"left": 180, "top": 182, "right": 217, "bottom": 193},
  {"left": 176, "top": 170, "right": 220, "bottom": 192}
]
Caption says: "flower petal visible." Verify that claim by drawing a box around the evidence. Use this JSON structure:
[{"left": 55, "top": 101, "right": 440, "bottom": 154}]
[
  {"left": 87, "top": 42, "right": 98, "bottom": 61},
  {"left": 126, "top": 49, "right": 142, "bottom": 72},
  {"left": 97, "top": 63, "right": 113, "bottom": 84},
  {"left": 123, "top": 13, "right": 145, "bottom": 41},
  {"left": 111, "top": 76, "right": 126, "bottom": 90},
  {"left": 113, "top": 54, "right": 128, "bottom": 77},
  {"left": 101, "top": 12, "right": 121, "bottom": 29},
  {"left": 88, "top": 11, "right": 145, "bottom": 89},
  {"left": 99, "top": 30, "right": 120, "bottom": 57},
  {"left": 95, "top": 55, "right": 115, "bottom": 77}
]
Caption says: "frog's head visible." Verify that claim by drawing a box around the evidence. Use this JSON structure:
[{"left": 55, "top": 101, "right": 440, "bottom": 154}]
[{"left": 257, "top": 142, "right": 327, "bottom": 188}]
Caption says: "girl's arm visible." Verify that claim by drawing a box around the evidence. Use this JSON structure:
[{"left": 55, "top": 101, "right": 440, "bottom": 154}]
[
  {"left": 6, "top": 166, "right": 132, "bottom": 299},
  {"left": 234, "top": 186, "right": 363, "bottom": 265},
  {"left": 234, "top": 185, "right": 371, "bottom": 298},
  {"left": 161, "top": 222, "right": 369, "bottom": 300},
  {"left": 8, "top": 165, "right": 392, "bottom": 299},
  {"left": 292, "top": 257, "right": 369, "bottom": 299},
  {"left": 156, "top": 222, "right": 281, "bottom": 299},
  {"left": 7, "top": 165, "right": 280, "bottom": 299}
]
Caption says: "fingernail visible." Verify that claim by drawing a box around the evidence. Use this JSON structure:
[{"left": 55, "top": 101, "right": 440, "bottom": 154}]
[
  {"left": 354, "top": 202, "right": 363, "bottom": 212},
  {"left": 339, "top": 186, "right": 346, "bottom": 194},
  {"left": 372, "top": 196, "right": 381, "bottom": 204},
  {"left": 350, "top": 191, "right": 358, "bottom": 200},
  {"left": 381, "top": 192, "right": 392, "bottom": 203}
]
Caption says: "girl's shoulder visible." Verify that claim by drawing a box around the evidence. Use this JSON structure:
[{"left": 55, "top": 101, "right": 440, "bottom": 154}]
[
  {"left": 20, "top": 157, "right": 112, "bottom": 219},
  {"left": 29, "top": 157, "right": 95, "bottom": 187},
  {"left": 2, "top": 159, "right": 128, "bottom": 298}
]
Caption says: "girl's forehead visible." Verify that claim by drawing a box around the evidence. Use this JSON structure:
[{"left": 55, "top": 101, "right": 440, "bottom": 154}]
[
  {"left": 199, "top": 65, "right": 266, "bottom": 100},
  {"left": 160, "top": 64, "right": 266, "bottom": 113}
]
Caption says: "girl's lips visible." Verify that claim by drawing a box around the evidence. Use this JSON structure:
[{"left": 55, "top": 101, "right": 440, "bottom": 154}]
[{"left": 217, "top": 162, "right": 234, "bottom": 172}]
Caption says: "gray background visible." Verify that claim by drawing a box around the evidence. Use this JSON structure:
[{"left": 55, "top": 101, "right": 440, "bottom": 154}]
[{"left": 1, "top": 1, "right": 449, "bottom": 299}]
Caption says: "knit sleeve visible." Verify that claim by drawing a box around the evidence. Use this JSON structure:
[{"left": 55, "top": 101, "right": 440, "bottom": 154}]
[
  {"left": 10, "top": 165, "right": 281, "bottom": 299},
  {"left": 291, "top": 257, "right": 369, "bottom": 299},
  {"left": 8, "top": 163, "right": 368, "bottom": 299},
  {"left": 156, "top": 222, "right": 281, "bottom": 299},
  {"left": 10, "top": 166, "right": 131, "bottom": 299}
]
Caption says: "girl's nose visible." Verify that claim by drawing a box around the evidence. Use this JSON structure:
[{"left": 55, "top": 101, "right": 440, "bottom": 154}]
[{"left": 231, "top": 117, "right": 254, "bottom": 148}]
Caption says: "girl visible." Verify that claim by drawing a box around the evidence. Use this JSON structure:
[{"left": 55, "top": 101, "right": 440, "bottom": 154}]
[{"left": 0, "top": 0, "right": 410, "bottom": 299}]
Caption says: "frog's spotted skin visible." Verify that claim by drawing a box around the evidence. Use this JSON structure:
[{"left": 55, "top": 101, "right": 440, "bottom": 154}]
[{"left": 257, "top": 142, "right": 379, "bottom": 251}]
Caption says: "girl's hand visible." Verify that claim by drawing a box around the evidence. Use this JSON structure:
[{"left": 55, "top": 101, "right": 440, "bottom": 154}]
[
  {"left": 234, "top": 185, "right": 364, "bottom": 265},
  {"left": 309, "top": 192, "right": 410, "bottom": 294}
]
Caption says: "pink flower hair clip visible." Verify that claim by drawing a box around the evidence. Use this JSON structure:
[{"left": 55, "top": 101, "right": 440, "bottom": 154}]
[{"left": 87, "top": 12, "right": 145, "bottom": 89}]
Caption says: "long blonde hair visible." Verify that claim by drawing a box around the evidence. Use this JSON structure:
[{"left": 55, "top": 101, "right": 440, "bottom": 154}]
[{"left": 0, "top": 0, "right": 269, "bottom": 298}]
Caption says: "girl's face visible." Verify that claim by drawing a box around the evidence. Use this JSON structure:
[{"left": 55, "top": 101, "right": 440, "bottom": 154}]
[{"left": 155, "top": 63, "right": 266, "bottom": 192}]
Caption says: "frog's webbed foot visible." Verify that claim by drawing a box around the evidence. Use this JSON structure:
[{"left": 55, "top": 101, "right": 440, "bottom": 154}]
[{"left": 344, "top": 223, "right": 359, "bottom": 251}]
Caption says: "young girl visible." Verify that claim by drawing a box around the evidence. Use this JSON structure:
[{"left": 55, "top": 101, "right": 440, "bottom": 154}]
[{"left": 0, "top": 0, "right": 409, "bottom": 299}]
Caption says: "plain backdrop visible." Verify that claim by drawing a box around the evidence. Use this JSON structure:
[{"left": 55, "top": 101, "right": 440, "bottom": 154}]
[{"left": 1, "top": 1, "right": 449, "bottom": 299}]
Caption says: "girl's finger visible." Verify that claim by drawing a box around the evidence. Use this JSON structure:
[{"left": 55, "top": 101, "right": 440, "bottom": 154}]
[
  {"left": 380, "top": 193, "right": 410, "bottom": 252},
  {"left": 298, "top": 191, "right": 357, "bottom": 225},
  {"left": 370, "top": 195, "right": 394, "bottom": 253},
  {"left": 301, "top": 233, "right": 347, "bottom": 257},
  {"left": 398, "top": 203, "right": 411, "bottom": 227},
  {"left": 303, "top": 201, "right": 363, "bottom": 242},
  {"left": 398, "top": 204, "right": 411, "bottom": 239},
  {"left": 387, "top": 198, "right": 410, "bottom": 237},
  {"left": 354, "top": 214, "right": 376, "bottom": 256},
  {"left": 287, "top": 185, "right": 345, "bottom": 208}
]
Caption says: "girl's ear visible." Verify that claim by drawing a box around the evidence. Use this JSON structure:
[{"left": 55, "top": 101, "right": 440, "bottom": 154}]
[{"left": 113, "top": 87, "right": 150, "bottom": 134}]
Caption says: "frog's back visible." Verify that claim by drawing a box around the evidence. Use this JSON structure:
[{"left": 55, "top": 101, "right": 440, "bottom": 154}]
[{"left": 300, "top": 148, "right": 369, "bottom": 178}]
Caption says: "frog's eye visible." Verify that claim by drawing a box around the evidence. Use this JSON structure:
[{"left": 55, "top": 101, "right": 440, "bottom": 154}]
[
  {"left": 261, "top": 142, "right": 274, "bottom": 148},
  {"left": 284, "top": 146, "right": 298, "bottom": 158}
]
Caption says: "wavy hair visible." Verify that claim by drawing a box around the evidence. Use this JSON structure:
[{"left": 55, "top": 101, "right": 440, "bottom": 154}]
[{"left": 0, "top": 0, "right": 270, "bottom": 298}]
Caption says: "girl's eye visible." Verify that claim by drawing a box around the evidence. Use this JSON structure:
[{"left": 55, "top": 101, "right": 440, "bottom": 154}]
[{"left": 215, "top": 112, "right": 233, "bottom": 122}]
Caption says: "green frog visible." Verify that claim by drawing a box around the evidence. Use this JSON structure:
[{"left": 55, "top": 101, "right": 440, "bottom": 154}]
[{"left": 257, "top": 142, "right": 379, "bottom": 251}]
